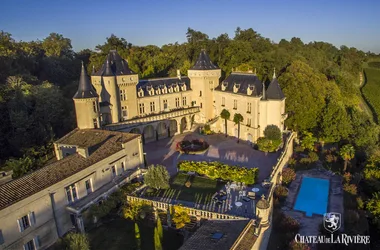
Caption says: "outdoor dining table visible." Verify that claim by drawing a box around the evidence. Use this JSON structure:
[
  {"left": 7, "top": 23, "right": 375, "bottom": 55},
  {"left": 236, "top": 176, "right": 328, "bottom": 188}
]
[{"left": 235, "top": 201, "right": 243, "bottom": 207}]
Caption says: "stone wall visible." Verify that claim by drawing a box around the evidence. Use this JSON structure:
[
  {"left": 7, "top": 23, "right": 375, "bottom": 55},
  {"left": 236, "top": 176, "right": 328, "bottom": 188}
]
[{"left": 252, "top": 131, "right": 296, "bottom": 250}]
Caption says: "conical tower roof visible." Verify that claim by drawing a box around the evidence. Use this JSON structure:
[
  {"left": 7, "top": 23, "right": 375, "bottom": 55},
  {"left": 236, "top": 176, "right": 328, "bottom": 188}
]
[
  {"left": 73, "top": 62, "right": 98, "bottom": 99},
  {"left": 266, "top": 78, "right": 285, "bottom": 100},
  {"left": 190, "top": 49, "right": 219, "bottom": 70},
  {"left": 93, "top": 50, "right": 135, "bottom": 76}
]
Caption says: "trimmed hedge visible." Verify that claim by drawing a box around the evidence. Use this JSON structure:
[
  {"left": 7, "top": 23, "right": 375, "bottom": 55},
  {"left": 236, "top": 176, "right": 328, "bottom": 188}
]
[{"left": 177, "top": 160, "right": 259, "bottom": 185}]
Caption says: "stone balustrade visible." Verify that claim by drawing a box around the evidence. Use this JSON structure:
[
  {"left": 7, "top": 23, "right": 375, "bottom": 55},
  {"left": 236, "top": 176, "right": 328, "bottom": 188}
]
[
  {"left": 105, "top": 107, "right": 200, "bottom": 131},
  {"left": 126, "top": 195, "right": 248, "bottom": 221}
]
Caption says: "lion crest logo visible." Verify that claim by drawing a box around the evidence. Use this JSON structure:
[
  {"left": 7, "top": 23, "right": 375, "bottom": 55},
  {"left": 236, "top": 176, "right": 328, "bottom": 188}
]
[{"left": 323, "top": 212, "right": 341, "bottom": 233}]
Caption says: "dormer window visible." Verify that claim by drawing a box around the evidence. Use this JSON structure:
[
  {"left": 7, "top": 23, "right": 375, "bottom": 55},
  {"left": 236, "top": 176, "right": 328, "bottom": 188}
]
[
  {"left": 181, "top": 83, "right": 187, "bottom": 91},
  {"left": 168, "top": 85, "right": 173, "bottom": 93},
  {"left": 247, "top": 85, "right": 255, "bottom": 95},
  {"left": 147, "top": 85, "right": 154, "bottom": 96},
  {"left": 221, "top": 81, "right": 228, "bottom": 91},
  {"left": 138, "top": 88, "right": 144, "bottom": 97},
  {"left": 155, "top": 87, "right": 161, "bottom": 95},
  {"left": 162, "top": 85, "right": 167, "bottom": 94},
  {"left": 173, "top": 84, "right": 179, "bottom": 92},
  {"left": 233, "top": 83, "right": 240, "bottom": 93}
]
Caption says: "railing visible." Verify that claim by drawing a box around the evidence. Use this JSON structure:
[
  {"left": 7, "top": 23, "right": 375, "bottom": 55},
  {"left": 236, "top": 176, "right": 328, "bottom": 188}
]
[
  {"left": 105, "top": 107, "right": 200, "bottom": 130},
  {"left": 206, "top": 116, "right": 219, "bottom": 125}
]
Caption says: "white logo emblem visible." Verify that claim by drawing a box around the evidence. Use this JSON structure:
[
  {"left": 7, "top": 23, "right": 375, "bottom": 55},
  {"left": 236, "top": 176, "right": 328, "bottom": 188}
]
[{"left": 323, "top": 212, "right": 341, "bottom": 233}]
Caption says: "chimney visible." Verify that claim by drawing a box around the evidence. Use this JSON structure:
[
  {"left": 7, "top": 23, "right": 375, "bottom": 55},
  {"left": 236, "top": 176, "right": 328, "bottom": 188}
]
[
  {"left": 77, "top": 147, "right": 89, "bottom": 158},
  {"left": 177, "top": 69, "right": 181, "bottom": 80}
]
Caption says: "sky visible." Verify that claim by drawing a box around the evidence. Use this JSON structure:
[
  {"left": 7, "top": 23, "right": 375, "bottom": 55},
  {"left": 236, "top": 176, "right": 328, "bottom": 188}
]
[{"left": 1, "top": 0, "right": 379, "bottom": 52}]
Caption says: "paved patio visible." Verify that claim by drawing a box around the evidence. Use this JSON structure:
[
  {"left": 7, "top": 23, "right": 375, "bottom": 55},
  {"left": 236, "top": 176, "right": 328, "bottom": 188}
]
[{"left": 143, "top": 132, "right": 280, "bottom": 182}]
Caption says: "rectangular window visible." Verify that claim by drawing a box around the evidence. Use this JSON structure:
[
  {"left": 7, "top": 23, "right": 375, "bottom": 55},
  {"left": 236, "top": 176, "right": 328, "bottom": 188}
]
[
  {"left": 222, "top": 97, "right": 225, "bottom": 106},
  {"left": 233, "top": 100, "right": 237, "bottom": 110},
  {"left": 0, "top": 230, "right": 4, "bottom": 245},
  {"left": 93, "top": 101, "right": 97, "bottom": 113},
  {"left": 200, "top": 103, "right": 203, "bottom": 109},
  {"left": 209, "top": 80, "right": 214, "bottom": 90},
  {"left": 23, "top": 240, "right": 35, "bottom": 250},
  {"left": 182, "top": 97, "right": 187, "bottom": 106},
  {"left": 139, "top": 103, "right": 145, "bottom": 114},
  {"left": 150, "top": 102, "right": 156, "bottom": 112},
  {"left": 120, "top": 89, "right": 127, "bottom": 101},
  {"left": 112, "top": 165, "right": 117, "bottom": 177},
  {"left": 93, "top": 118, "right": 98, "bottom": 129},
  {"left": 200, "top": 91, "right": 202, "bottom": 97},
  {"left": 85, "top": 179, "right": 92, "bottom": 195},
  {"left": 122, "top": 106, "right": 128, "bottom": 120},
  {"left": 175, "top": 98, "right": 180, "bottom": 107},
  {"left": 247, "top": 103, "right": 251, "bottom": 113},
  {"left": 247, "top": 118, "right": 251, "bottom": 126},
  {"left": 17, "top": 212, "right": 35, "bottom": 232},
  {"left": 65, "top": 184, "right": 78, "bottom": 204},
  {"left": 163, "top": 100, "right": 168, "bottom": 109},
  {"left": 121, "top": 162, "right": 125, "bottom": 172}
]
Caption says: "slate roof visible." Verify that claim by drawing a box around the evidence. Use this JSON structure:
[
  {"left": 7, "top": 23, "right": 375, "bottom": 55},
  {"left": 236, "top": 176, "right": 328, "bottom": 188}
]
[
  {"left": 0, "top": 129, "right": 139, "bottom": 211},
  {"left": 73, "top": 63, "right": 98, "bottom": 99},
  {"left": 179, "top": 220, "right": 250, "bottom": 250},
  {"left": 190, "top": 49, "right": 219, "bottom": 70},
  {"left": 137, "top": 76, "right": 191, "bottom": 97},
  {"left": 266, "top": 78, "right": 285, "bottom": 100},
  {"left": 214, "top": 73, "right": 263, "bottom": 97},
  {"left": 93, "top": 50, "right": 135, "bottom": 76}
]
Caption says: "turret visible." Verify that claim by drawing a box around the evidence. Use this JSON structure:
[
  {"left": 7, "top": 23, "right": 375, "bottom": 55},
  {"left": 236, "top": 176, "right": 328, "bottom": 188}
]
[{"left": 73, "top": 62, "right": 100, "bottom": 129}]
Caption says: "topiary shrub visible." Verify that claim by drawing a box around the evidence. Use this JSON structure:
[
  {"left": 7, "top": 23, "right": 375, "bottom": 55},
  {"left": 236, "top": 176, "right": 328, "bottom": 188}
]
[
  {"left": 185, "top": 180, "right": 192, "bottom": 188},
  {"left": 282, "top": 168, "right": 296, "bottom": 185},
  {"left": 308, "top": 152, "right": 319, "bottom": 162}
]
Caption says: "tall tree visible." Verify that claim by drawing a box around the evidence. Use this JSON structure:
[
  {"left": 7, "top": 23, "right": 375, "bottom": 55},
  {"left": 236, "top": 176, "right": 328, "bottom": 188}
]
[
  {"left": 144, "top": 165, "right": 170, "bottom": 190},
  {"left": 156, "top": 217, "right": 163, "bottom": 241},
  {"left": 233, "top": 113, "right": 244, "bottom": 143},
  {"left": 339, "top": 144, "right": 355, "bottom": 172},
  {"left": 42, "top": 33, "right": 73, "bottom": 58},
  {"left": 154, "top": 227, "right": 162, "bottom": 250},
  {"left": 135, "top": 223, "right": 141, "bottom": 250},
  {"left": 220, "top": 109, "right": 230, "bottom": 137}
]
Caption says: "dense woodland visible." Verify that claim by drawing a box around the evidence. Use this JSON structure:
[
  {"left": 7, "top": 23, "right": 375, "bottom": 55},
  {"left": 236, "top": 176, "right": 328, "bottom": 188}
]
[{"left": 2, "top": 27, "right": 380, "bottom": 247}]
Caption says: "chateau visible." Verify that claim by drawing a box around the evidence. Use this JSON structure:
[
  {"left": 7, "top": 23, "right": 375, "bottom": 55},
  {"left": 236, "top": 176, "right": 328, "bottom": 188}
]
[
  {"left": 76, "top": 50, "right": 286, "bottom": 143},
  {"left": 0, "top": 49, "right": 287, "bottom": 250}
]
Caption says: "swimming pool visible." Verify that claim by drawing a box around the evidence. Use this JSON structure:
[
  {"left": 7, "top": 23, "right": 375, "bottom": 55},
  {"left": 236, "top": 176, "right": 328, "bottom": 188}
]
[{"left": 294, "top": 176, "right": 329, "bottom": 217}]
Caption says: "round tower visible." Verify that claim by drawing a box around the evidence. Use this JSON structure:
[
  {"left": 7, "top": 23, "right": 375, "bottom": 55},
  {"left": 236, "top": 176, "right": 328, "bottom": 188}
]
[
  {"left": 73, "top": 62, "right": 100, "bottom": 129},
  {"left": 256, "top": 195, "right": 270, "bottom": 226}
]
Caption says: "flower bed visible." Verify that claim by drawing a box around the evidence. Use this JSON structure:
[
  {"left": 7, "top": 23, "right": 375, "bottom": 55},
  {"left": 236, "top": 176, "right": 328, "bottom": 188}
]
[
  {"left": 177, "top": 160, "right": 259, "bottom": 185},
  {"left": 176, "top": 139, "right": 209, "bottom": 154}
]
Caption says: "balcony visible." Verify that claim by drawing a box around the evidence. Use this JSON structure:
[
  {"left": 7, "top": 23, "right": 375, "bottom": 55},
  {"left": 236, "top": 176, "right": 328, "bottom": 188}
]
[
  {"left": 105, "top": 106, "right": 200, "bottom": 130},
  {"left": 66, "top": 168, "right": 144, "bottom": 214}
]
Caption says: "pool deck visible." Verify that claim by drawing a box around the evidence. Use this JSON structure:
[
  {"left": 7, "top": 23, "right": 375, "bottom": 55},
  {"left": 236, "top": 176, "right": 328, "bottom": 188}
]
[{"left": 282, "top": 168, "right": 344, "bottom": 239}]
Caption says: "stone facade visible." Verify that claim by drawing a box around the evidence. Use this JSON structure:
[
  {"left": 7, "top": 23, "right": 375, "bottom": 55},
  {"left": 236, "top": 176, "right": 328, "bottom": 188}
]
[{"left": 76, "top": 50, "right": 286, "bottom": 143}]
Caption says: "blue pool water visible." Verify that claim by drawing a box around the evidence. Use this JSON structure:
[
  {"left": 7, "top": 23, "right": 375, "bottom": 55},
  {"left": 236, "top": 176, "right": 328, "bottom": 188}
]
[{"left": 294, "top": 177, "right": 329, "bottom": 217}]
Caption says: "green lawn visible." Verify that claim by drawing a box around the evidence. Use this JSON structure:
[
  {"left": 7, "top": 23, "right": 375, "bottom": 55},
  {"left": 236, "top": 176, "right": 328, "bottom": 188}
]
[
  {"left": 153, "top": 173, "right": 225, "bottom": 204},
  {"left": 88, "top": 217, "right": 183, "bottom": 250}
]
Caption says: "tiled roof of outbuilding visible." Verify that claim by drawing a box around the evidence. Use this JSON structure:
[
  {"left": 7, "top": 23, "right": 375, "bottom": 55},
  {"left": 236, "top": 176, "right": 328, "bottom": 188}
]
[
  {"left": 179, "top": 220, "right": 250, "bottom": 250},
  {"left": 0, "top": 129, "right": 139, "bottom": 211}
]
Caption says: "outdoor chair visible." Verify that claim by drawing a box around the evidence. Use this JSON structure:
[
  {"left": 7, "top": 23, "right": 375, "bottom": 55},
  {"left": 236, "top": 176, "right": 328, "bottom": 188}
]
[{"left": 247, "top": 192, "right": 256, "bottom": 199}]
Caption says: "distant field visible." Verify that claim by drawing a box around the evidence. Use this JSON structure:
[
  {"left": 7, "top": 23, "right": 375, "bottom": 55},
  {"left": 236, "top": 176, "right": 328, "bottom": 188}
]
[
  {"left": 362, "top": 67, "right": 380, "bottom": 123},
  {"left": 368, "top": 61, "right": 380, "bottom": 69}
]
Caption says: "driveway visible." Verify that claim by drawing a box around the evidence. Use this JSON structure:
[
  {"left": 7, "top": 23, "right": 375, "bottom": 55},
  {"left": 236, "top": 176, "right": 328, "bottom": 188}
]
[{"left": 143, "top": 132, "right": 280, "bottom": 182}]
